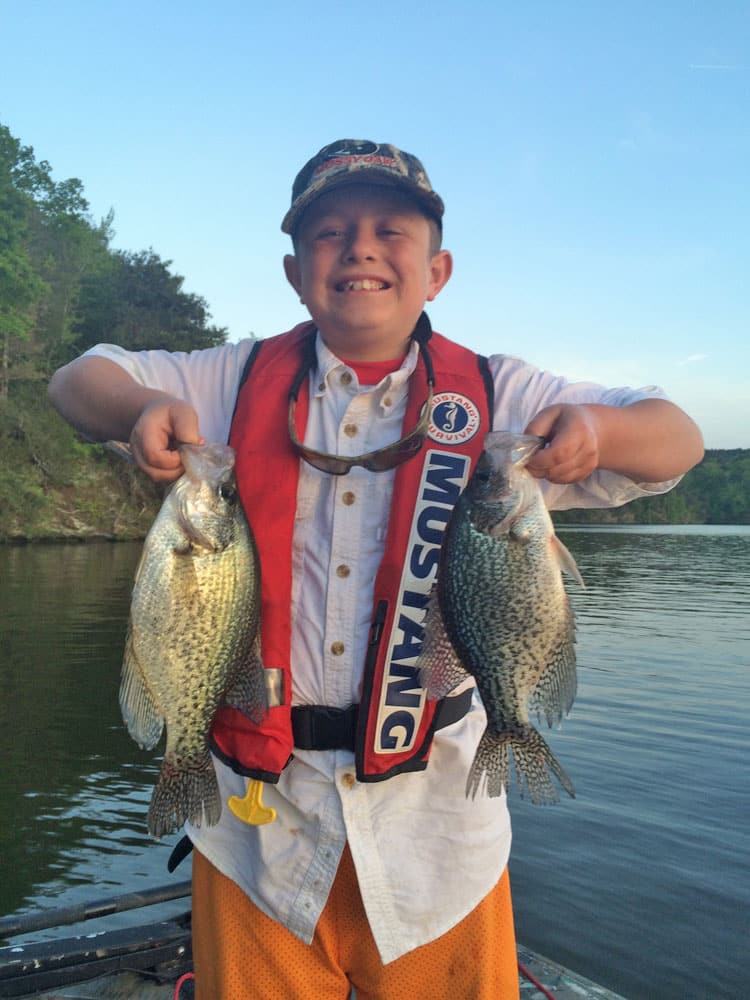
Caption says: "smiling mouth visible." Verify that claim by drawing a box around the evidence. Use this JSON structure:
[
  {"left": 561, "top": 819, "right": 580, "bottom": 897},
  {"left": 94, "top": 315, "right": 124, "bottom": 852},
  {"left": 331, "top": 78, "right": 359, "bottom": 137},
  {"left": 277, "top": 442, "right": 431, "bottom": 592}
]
[{"left": 336, "top": 279, "right": 390, "bottom": 292}]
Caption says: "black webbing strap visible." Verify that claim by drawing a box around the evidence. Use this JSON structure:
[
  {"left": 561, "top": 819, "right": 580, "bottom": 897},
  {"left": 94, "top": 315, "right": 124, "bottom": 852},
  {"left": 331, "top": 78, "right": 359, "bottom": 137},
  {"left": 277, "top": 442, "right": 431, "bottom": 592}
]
[
  {"left": 167, "top": 835, "right": 194, "bottom": 873},
  {"left": 291, "top": 687, "right": 474, "bottom": 752},
  {"left": 292, "top": 704, "right": 359, "bottom": 751}
]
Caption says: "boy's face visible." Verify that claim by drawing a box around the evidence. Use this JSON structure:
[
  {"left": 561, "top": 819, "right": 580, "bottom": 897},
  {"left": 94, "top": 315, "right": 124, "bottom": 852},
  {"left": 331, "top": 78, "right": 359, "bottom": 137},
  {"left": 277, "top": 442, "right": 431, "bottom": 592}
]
[{"left": 283, "top": 185, "right": 452, "bottom": 358}]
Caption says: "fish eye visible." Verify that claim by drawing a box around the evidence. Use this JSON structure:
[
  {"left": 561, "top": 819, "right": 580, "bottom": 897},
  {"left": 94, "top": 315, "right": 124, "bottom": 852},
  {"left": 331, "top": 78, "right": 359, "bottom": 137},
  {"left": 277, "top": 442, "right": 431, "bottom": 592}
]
[
  {"left": 473, "top": 458, "right": 491, "bottom": 484},
  {"left": 218, "top": 483, "right": 237, "bottom": 504}
]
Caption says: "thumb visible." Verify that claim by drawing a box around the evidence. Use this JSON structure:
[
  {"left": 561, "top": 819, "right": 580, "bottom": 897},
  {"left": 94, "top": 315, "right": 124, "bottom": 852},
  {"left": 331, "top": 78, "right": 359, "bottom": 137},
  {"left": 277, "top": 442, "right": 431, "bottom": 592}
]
[
  {"left": 169, "top": 402, "right": 205, "bottom": 447},
  {"left": 524, "top": 405, "right": 561, "bottom": 441}
]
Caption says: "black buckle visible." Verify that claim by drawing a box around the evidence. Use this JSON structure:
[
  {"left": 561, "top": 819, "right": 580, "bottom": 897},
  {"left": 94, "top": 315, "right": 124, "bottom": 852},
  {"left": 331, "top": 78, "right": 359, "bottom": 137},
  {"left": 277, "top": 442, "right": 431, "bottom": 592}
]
[
  {"left": 291, "top": 688, "right": 474, "bottom": 753},
  {"left": 291, "top": 704, "right": 359, "bottom": 751}
]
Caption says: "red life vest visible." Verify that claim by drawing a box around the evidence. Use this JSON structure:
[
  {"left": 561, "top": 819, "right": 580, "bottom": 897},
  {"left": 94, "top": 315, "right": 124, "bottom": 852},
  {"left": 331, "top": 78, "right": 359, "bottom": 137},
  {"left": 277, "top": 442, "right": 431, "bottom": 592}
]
[{"left": 209, "top": 317, "right": 492, "bottom": 783}]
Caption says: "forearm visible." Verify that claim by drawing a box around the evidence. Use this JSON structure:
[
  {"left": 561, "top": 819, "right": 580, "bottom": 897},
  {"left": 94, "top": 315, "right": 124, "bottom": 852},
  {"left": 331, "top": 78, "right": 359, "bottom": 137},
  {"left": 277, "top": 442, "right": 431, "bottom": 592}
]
[
  {"left": 586, "top": 398, "right": 704, "bottom": 481},
  {"left": 48, "top": 356, "right": 181, "bottom": 442}
]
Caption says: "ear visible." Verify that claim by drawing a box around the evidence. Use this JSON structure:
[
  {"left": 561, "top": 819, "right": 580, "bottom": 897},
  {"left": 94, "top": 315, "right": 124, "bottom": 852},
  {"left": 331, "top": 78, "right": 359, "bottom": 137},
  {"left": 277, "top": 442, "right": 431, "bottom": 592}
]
[
  {"left": 426, "top": 250, "right": 453, "bottom": 302},
  {"left": 283, "top": 254, "right": 304, "bottom": 301}
]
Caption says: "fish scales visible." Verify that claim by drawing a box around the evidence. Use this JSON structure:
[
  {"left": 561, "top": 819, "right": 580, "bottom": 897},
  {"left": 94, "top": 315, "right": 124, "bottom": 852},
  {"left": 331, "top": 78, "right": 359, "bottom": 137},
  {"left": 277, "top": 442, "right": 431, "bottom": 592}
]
[
  {"left": 119, "top": 443, "right": 267, "bottom": 838},
  {"left": 417, "top": 431, "right": 581, "bottom": 805}
]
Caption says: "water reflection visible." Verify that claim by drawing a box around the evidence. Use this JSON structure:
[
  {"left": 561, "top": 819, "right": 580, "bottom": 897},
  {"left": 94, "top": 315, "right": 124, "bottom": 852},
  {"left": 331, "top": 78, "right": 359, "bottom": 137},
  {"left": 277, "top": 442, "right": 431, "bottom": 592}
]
[
  {"left": 1, "top": 530, "right": 749, "bottom": 998},
  {"left": 510, "top": 526, "right": 750, "bottom": 1000},
  {"left": 0, "top": 542, "right": 180, "bottom": 927}
]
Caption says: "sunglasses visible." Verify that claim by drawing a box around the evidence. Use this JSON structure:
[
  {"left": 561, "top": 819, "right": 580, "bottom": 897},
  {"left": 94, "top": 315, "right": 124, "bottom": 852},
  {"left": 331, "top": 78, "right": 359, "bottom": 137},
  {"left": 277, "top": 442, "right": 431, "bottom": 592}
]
[{"left": 288, "top": 327, "right": 435, "bottom": 476}]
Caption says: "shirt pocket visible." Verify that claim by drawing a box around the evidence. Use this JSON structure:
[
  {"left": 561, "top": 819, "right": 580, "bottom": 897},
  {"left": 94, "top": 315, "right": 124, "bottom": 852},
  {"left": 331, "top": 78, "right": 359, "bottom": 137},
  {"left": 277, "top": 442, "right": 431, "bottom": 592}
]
[{"left": 354, "top": 469, "right": 395, "bottom": 558}]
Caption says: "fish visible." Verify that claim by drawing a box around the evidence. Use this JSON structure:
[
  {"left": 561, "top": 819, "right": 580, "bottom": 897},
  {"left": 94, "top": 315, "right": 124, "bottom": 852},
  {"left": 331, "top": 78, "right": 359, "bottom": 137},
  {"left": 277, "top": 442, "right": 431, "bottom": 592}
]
[
  {"left": 119, "top": 442, "right": 267, "bottom": 837},
  {"left": 416, "top": 431, "right": 583, "bottom": 805}
]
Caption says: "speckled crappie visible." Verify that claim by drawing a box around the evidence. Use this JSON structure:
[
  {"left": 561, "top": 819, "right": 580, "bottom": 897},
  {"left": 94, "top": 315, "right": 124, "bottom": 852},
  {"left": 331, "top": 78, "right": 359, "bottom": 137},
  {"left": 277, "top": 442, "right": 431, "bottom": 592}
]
[
  {"left": 417, "top": 431, "right": 583, "bottom": 804},
  {"left": 119, "top": 443, "right": 266, "bottom": 837}
]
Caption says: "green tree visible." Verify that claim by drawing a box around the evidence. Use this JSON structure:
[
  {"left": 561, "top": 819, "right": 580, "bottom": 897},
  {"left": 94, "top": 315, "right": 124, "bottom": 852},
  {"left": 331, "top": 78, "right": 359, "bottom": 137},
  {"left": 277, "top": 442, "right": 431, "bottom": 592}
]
[
  {"left": 27, "top": 193, "right": 112, "bottom": 374},
  {"left": 73, "top": 248, "right": 227, "bottom": 354},
  {"left": 0, "top": 127, "right": 47, "bottom": 397}
]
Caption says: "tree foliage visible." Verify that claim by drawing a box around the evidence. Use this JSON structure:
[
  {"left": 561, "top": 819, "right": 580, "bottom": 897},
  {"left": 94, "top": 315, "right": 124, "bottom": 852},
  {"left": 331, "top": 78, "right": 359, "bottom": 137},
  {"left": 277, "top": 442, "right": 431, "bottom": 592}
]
[
  {"left": 0, "top": 119, "right": 227, "bottom": 392},
  {"left": 74, "top": 249, "right": 226, "bottom": 354},
  {"left": 0, "top": 127, "right": 48, "bottom": 397},
  {"left": 0, "top": 120, "right": 231, "bottom": 539},
  {"left": 553, "top": 450, "right": 750, "bottom": 526}
]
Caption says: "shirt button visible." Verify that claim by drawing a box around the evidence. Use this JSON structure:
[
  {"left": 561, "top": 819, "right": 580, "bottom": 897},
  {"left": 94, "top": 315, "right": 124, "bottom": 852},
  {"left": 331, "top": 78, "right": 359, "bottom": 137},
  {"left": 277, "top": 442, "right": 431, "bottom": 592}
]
[
  {"left": 340, "top": 372, "right": 353, "bottom": 385},
  {"left": 383, "top": 396, "right": 392, "bottom": 407},
  {"left": 342, "top": 491, "right": 356, "bottom": 506},
  {"left": 318, "top": 381, "right": 325, "bottom": 391},
  {"left": 336, "top": 564, "right": 351, "bottom": 578},
  {"left": 344, "top": 423, "right": 358, "bottom": 437},
  {"left": 342, "top": 773, "right": 356, "bottom": 789},
  {"left": 330, "top": 641, "right": 345, "bottom": 656}
]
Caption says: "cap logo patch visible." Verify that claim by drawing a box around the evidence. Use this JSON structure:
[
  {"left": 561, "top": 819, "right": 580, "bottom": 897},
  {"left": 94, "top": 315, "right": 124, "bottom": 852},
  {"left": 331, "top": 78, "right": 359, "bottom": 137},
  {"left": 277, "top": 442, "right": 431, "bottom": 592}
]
[
  {"left": 428, "top": 393, "right": 481, "bottom": 444},
  {"left": 326, "top": 140, "right": 379, "bottom": 157}
]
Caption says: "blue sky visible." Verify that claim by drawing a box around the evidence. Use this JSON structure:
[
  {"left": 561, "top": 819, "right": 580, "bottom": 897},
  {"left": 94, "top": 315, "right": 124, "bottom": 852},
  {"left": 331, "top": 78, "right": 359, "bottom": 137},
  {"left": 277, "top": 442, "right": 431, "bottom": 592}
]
[{"left": 2, "top": 1, "right": 748, "bottom": 447}]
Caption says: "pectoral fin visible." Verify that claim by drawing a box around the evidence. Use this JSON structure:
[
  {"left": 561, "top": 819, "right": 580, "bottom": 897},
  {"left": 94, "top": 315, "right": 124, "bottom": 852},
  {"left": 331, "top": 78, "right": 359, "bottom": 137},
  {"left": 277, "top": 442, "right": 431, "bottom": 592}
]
[
  {"left": 416, "top": 586, "right": 471, "bottom": 699},
  {"left": 223, "top": 635, "right": 270, "bottom": 723},
  {"left": 551, "top": 535, "right": 585, "bottom": 588},
  {"left": 120, "top": 623, "right": 164, "bottom": 749}
]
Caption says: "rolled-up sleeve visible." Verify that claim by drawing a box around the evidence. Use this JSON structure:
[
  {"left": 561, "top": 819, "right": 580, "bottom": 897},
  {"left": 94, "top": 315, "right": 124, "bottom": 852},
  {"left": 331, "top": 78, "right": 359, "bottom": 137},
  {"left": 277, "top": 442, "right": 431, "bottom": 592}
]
[
  {"left": 488, "top": 353, "right": 681, "bottom": 511},
  {"left": 83, "top": 341, "right": 256, "bottom": 444}
]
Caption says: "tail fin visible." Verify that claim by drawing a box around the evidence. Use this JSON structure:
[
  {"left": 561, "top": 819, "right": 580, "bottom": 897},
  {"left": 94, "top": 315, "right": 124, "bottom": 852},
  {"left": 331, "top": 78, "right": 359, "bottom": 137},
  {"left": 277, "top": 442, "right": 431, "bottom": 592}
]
[
  {"left": 148, "top": 750, "right": 221, "bottom": 839},
  {"left": 466, "top": 726, "right": 575, "bottom": 805}
]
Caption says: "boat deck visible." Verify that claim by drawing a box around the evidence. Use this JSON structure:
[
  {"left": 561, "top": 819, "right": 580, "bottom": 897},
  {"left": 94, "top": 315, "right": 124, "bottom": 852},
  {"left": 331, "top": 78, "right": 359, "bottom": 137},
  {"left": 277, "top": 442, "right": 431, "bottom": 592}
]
[
  {"left": 0, "top": 882, "right": 626, "bottom": 1000},
  {"left": 518, "top": 945, "right": 626, "bottom": 999},
  {"left": 2, "top": 938, "right": 626, "bottom": 999}
]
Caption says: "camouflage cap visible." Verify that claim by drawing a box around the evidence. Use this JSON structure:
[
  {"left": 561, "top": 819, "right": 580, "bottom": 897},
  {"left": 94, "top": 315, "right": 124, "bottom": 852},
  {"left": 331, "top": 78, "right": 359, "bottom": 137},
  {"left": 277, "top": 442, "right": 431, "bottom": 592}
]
[{"left": 281, "top": 139, "right": 445, "bottom": 235}]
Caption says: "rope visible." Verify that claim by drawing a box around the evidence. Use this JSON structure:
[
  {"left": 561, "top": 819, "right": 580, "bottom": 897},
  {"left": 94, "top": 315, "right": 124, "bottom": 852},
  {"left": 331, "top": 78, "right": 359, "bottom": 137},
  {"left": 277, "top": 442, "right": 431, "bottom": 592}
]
[
  {"left": 173, "top": 971, "right": 195, "bottom": 999},
  {"left": 518, "top": 959, "right": 559, "bottom": 1000}
]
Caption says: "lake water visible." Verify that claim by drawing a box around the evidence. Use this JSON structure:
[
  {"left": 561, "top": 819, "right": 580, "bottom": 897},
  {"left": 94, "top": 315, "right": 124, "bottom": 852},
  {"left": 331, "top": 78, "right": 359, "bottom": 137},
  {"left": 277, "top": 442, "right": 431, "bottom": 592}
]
[{"left": 1, "top": 527, "right": 748, "bottom": 999}]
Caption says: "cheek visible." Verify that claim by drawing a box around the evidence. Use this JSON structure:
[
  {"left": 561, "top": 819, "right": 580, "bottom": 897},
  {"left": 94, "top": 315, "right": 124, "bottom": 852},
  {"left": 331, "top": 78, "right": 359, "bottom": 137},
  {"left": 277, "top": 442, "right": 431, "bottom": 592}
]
[{"left": 297, "top": 265, "right": 322, "bottom": 302}]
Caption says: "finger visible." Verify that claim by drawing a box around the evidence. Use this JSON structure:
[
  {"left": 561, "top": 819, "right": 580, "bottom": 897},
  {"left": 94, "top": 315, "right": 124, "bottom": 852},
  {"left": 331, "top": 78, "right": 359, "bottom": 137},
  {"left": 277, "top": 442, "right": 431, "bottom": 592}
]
[
  {"left": 130, "top": 441, "right": 183, "bottom": 482},
  {"left": 528, "top": 437, "right": 598, "bottom": 481},
  {"left": 133, "top": 425, "right": 180, "bottom": 463},
  {"left": 169, "top": 404, "right": 203, "bottom": 448},
  {"left": 139, "top": 461, "right": 186, "bottom": 483},
  {"left": 543, "top": 457, "right": 598, "bottom": 484},
  {"left": 531, "top": 448, "right": 598, "bottom": 483},
  {"left": 526, "top": 439, "right": 581, "bottom": 476},
  {"left": 130, "top": 423, "right": 183, "bottom": 480},
  {"left": 524, "top": 407, "right": 560, "bottom": 442}
]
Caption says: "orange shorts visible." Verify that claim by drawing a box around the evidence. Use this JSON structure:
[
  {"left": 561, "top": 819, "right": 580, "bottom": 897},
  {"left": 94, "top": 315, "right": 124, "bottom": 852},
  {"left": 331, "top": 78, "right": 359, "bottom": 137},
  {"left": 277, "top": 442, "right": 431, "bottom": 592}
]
[{"left": 191, "top": 844, "right": 519, "bottom": 1000}]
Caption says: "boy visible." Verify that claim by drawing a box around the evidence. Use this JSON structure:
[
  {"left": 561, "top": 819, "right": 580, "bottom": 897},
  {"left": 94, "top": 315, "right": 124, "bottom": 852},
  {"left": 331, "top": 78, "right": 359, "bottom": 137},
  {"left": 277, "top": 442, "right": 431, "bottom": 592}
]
[{"left": 48, "top": 139, "right": 703, "bottom": 999}]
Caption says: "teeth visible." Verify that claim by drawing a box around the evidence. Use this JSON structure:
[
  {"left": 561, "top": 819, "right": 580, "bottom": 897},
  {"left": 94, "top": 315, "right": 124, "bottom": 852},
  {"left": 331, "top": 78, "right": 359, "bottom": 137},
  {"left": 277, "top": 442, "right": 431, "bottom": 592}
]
[{"left": 342, "top": 279, "right": 386, "bottom": 291}]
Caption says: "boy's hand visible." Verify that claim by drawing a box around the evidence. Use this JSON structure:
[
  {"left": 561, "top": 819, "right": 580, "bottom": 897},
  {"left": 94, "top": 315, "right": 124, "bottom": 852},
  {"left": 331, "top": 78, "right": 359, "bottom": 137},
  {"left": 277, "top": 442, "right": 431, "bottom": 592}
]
[
  {"left": 523, "top": 404, "right": 601, "bottom": 484},
  {"left": 130, "top": 399, "right": 205, "bottom": 482}
]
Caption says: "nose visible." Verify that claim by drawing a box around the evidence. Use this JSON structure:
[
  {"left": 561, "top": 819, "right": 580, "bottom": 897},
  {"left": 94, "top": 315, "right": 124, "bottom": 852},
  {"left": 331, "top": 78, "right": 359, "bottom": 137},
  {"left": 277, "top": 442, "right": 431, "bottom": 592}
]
[{"left": 342, "top": 224, "right": 377, "bottom": 262}]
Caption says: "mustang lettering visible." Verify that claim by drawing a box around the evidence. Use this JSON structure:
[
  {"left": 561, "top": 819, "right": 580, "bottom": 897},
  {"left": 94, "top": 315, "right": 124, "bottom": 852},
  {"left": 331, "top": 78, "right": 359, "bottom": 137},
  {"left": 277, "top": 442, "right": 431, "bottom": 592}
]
[{"left": 374, "top": 451, "right": 470, "bottom": 754}]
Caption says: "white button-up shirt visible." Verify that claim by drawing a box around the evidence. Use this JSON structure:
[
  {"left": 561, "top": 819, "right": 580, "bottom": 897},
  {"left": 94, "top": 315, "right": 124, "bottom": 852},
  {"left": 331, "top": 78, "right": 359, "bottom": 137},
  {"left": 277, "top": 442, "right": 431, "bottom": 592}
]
[{"left": 87, "top": 333, "right": 676, "bottom": 963}]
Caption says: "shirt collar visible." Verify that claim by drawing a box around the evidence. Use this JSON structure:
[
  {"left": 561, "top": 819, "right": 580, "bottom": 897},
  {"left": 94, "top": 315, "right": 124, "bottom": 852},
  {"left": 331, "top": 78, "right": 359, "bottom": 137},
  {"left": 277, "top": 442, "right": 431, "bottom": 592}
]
[{"left": 312, "top": 332, "right": 420, "bottom": 398}]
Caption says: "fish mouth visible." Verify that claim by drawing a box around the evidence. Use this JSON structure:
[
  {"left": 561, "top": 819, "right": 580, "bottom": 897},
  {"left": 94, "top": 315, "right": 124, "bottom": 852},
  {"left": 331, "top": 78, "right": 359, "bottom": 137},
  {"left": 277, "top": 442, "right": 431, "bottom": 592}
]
[
  {"left": 173, "top": 487, "right": 226, "bottom": 553},
  {"left": 334, "top": 278, "right": 391, "bottom": 292}
]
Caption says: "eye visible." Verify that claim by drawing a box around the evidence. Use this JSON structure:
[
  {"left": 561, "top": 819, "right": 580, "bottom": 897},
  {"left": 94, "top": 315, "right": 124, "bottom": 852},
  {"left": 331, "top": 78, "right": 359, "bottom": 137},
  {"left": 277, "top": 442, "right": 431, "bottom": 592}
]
[
  {"left": 473, "top": 454, "right": 492, "bottom": 484},
  {"left": 315, "top": 226, "right": 344, "bottom": 240},
  {"left": 219, "top": 483, "right": 237, "bottom": 504}
]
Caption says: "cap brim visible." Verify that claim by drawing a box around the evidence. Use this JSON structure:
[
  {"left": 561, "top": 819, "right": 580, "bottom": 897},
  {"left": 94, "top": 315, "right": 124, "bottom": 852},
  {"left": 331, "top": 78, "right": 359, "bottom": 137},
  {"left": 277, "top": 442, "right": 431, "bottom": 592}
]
[{"left": 281, "top": 172, "right": 444, "bottom": 235}]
